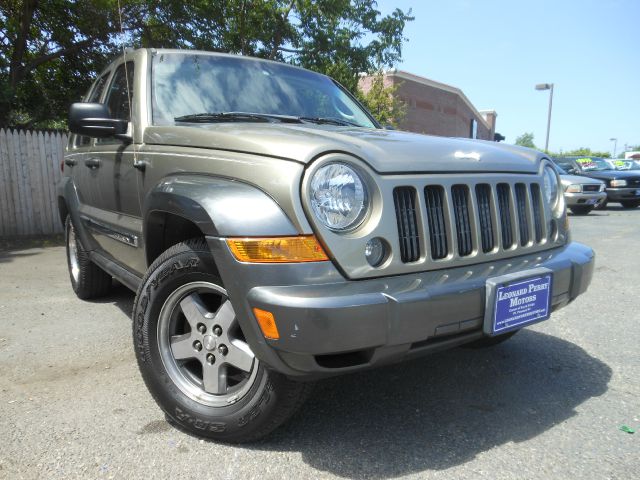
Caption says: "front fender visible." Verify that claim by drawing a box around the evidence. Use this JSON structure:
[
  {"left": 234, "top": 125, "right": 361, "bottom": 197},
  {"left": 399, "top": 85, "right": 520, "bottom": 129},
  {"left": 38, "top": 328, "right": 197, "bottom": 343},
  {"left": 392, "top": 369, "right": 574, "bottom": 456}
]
[{"left": 143, "top": 175, "right": 299, "bottom": 238}]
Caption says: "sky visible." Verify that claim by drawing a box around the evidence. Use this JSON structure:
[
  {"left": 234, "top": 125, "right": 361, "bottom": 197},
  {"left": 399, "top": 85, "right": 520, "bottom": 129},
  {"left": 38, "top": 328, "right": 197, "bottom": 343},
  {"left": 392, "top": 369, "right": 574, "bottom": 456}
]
[{"left": 376, "top": 0, "right": 640, "bottom": 155}]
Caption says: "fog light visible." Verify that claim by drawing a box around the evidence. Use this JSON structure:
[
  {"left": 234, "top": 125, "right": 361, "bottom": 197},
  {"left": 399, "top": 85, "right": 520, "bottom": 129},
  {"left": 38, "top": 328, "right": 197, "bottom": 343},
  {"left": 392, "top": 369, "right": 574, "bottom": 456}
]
[{"left": 365, "top": 237, "right": 387, "bottom": 267}]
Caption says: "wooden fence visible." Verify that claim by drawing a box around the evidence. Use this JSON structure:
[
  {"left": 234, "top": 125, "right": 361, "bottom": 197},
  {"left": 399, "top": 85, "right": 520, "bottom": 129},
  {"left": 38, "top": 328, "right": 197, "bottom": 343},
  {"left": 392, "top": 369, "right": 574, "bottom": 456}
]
[{"left": 0, "top": 128, "right": 67, "bottom": 237}]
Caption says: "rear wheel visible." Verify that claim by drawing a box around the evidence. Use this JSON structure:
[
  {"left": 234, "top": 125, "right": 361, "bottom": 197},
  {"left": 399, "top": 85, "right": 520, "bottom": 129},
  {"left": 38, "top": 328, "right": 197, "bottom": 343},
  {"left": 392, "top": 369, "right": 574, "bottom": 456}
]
[
  {"left": 65, "top": 215, "right": 112, "bottom": 299},
  {"left": 620, "top": 200, "right": 640, "bottom": 209},
  {"left": 569, "top": 205, "right": 593, "bottom": 215},
  {"left": 133, "top": 239, "right": 312, "bottom": 442}
]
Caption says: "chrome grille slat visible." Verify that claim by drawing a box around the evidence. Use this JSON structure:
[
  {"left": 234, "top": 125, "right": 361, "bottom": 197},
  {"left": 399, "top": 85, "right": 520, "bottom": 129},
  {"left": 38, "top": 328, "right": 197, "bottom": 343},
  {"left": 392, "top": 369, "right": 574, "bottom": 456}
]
[
  {"left": 451, "top": 185, "right": 473, "bottom": 256},
  {"left": 496, "top": 183, "right": 514, "bottom": 249},
  {"left": 530, "top": 183, "right": 544, "bottom": 243},
  {"left": 424, "top": 186, "right": 448, "bottom": 259},
  {"left": 475, "top": 184, "right": 494, "bottom": 253},
  {"left": 393, "top": 187, "right": 420, "bottom": 262},
  {"left": 515, "top": 183, "right": 530, "bottom": 246}
]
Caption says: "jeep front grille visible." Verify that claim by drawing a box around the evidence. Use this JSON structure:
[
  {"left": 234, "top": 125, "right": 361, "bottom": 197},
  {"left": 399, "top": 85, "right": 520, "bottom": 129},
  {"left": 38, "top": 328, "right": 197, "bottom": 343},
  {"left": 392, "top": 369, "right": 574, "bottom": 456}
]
[{"left": 393, "top": 180, "right": 551, "bottom": 264}]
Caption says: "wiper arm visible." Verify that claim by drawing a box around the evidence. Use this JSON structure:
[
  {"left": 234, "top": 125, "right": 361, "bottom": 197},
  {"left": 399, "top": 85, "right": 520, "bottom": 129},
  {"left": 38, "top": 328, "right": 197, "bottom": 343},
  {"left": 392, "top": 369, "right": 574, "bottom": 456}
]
[
  {"left": 299, "top": 116, "right": 360, "bottom": 127},
  {"left": 174, "top": 112, "right": 303, "bottom": 123}
]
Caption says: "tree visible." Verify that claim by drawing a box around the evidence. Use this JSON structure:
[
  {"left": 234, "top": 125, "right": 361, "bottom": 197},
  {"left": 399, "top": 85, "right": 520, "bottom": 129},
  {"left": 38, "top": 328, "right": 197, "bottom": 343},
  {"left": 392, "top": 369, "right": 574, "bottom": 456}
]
[
  {"left": 0, "top": 0, "right": 129, "bottom": 127},
  {"left": 0, "top": 1, "right": 414, "bottom": 128},
  {"left": 562, "top": 148, "right": 610, "bottom": 158},
  {"left": 515, "top": 132, "right": 536, "bottom": 149},
  {"left": 357, "top": 72, "right": 406, "bottom": 127}
]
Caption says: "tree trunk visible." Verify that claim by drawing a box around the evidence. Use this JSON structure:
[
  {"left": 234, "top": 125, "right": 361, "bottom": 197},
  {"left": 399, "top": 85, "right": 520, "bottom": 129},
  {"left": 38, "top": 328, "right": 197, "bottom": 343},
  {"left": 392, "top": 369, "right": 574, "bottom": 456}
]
[{"left": 1, "top": 0, "right": 39, "bottom": 127}]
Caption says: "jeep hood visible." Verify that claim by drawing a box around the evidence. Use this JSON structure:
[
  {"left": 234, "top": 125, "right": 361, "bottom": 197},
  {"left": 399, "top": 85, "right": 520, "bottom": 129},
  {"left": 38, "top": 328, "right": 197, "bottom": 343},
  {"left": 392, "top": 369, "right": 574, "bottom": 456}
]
[{"left": 144, "top": 124, "right": 543, "bottom": 174}]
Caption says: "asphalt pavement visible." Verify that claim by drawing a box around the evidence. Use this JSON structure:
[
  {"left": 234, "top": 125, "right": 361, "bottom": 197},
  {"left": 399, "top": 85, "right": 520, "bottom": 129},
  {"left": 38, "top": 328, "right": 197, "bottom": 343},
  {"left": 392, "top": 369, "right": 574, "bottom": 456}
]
[{"left": 0, "top": 206, "right": 638, "bottom": 479}]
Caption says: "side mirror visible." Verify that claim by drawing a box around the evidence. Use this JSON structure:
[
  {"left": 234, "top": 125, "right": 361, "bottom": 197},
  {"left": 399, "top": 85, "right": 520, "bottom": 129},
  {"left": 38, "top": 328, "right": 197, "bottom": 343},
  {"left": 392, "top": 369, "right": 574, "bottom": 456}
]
[{"left": 68, "top": 103, "right": 130, "bottom": 141}]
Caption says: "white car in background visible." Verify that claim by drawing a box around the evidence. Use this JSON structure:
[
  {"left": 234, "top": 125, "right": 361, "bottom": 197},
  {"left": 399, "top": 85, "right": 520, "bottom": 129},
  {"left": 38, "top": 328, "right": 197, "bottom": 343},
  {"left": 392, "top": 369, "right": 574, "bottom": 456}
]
[{"left": 555, "top": 165, "right": 607, "bottom": 215}]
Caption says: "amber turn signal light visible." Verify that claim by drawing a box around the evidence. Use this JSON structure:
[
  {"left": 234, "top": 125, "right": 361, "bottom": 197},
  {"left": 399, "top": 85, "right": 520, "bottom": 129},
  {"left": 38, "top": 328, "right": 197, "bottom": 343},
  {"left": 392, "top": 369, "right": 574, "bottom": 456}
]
[
  {"left": 253, "top": 308, "right": 279, "bottom": 340},
  {"left": 226, "top": 236, "right": 329, "bottom": 263}
]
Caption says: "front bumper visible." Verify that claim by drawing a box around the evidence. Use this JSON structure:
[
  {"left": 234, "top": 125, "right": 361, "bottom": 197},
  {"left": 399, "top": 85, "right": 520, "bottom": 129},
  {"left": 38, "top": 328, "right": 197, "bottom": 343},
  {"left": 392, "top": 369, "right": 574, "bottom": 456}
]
[
  {"left": 564, "top": 191, "right": 606, "bottom": 207},
  {"left": 208, "top": 239, "right": 595, "bottom": 379},
  {"left": 606, "top": 187, "right": 640, "bottom": 201}
]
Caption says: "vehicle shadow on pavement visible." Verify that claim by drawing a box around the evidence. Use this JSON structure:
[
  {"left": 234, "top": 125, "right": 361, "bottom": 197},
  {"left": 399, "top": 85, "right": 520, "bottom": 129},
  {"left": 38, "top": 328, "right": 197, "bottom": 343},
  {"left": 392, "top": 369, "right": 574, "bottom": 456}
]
[
  {"left": 86, "top": 281, "right": 135, "bottom": 317},
  {"left": 256, "top": 331, "right": 611, "bottom": 479},
  {"left": 0, "top": 250, "right": 42, "bottom": 264}
]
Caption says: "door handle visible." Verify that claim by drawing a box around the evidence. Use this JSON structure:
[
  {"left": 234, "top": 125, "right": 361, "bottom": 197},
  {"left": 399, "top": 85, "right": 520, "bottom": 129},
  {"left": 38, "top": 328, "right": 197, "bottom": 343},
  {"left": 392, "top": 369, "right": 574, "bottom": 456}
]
[
  {"left": 85, "top": 158, "right": 101, "bottom": 169},
  {"left": 64, "top": 158, "right": 77, "bottom": 167}
]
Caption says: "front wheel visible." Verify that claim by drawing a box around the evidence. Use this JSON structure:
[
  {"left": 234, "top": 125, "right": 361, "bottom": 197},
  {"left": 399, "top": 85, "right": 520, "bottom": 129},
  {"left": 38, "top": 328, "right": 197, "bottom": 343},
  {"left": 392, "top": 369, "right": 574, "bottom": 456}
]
[
  {"left": 620, "top": 200, "right": 640, "bottom": 209},
  {"left": 133, "top": 239, "right": 311, "bottom": 442}
]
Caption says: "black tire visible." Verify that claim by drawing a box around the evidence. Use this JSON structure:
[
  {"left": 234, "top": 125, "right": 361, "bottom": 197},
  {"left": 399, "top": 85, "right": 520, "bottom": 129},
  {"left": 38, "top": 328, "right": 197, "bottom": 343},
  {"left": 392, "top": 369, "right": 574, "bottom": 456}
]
[
  {"left": 132, "top": 238, "right": 312, "bottom": 443},
  {"left": 594, "top": 199, "right": 608, "bottom": 210},
  {"left": 462, "top": 330, "right": 519, "bottom": 349},
  {"left": 65, "top": 215, "right": 112, "bottom": 300},
  {"left": 620, "top": 200, "right": 640, "bottom": 209},
  {"left": 569, "top": 205, "right": 594, "bottom": 215}
]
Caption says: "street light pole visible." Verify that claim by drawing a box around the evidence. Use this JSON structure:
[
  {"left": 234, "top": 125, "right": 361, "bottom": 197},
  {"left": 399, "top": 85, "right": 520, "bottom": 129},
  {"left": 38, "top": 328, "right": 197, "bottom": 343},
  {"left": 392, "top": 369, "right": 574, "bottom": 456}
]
[
  {"left": 535, "top": 83, "right": 554, "bottom": 152},
  {"left": 610, "top": 138, "right": 618, "bottom": 158}
]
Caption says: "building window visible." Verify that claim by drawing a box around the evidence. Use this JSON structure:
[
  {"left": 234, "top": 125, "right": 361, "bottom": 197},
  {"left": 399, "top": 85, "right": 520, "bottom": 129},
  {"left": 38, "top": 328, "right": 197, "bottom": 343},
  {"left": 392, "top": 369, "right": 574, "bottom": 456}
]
[{"left": 469, "top": 119, "right": 478, "bottom": 139}]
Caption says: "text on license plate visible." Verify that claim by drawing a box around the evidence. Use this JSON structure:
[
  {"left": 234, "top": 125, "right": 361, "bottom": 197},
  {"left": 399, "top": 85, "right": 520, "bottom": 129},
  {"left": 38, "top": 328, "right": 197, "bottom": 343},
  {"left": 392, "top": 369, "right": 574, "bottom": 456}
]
[{"left": 491, "top": 274, "right": 552, "bottom": 335}]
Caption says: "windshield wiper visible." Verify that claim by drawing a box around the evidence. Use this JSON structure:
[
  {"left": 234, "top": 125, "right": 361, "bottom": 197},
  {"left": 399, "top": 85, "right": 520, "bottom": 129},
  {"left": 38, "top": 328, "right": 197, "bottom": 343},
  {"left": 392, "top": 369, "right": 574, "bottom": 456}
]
[
  {"left": 174, "top": 112, "right": 303, "bottom": 123},
  {"left": 299, "top": 116, "right": 361, "bottom": 127},
  {"left": 174, "top": 112, "right": 362, "bottom": 127}
]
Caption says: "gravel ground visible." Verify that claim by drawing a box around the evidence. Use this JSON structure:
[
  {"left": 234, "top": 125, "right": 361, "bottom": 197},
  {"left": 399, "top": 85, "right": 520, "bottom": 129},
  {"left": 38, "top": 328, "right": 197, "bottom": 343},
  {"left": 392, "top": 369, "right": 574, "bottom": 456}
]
[{"left": 0, "top": 207, "right": 638, "bottom": 480}]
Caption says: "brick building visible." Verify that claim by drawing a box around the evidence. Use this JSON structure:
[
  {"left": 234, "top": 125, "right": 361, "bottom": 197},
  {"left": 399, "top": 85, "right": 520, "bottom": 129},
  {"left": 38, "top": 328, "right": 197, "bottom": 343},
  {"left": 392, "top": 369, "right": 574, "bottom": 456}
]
[{"left": 359, "top": 70, "right": 498, "bottom": 141}]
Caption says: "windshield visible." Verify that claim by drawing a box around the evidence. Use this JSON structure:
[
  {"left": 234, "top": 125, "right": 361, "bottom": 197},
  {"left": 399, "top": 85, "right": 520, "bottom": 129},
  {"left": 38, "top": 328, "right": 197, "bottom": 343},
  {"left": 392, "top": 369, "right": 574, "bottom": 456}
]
[
  {"left": 575, "top": 157, "right": 612, "bottom": 171},
  {"left": 151, "top": 53, "right": 377, "bottom": 128}
]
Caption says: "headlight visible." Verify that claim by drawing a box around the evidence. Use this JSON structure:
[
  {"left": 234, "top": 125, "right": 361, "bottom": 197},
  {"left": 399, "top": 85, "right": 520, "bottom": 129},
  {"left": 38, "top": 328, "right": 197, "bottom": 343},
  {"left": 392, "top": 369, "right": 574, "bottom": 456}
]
[
  {"left": 610, "top": 179, "right": 627, "bottom": 187},
  {"left": 565, "top": 184, "right": 581, "bottom": 193},
  {"left": 309, "top": 163, "right": 369, "bottom": 231},
  {"left": 542, "top": 165, "right": 559, "bottom": 208}
]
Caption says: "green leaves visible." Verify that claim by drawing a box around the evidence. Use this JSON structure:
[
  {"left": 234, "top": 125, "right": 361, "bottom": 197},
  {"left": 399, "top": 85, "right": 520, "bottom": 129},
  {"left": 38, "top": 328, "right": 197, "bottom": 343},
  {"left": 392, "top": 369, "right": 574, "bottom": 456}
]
[
  {"left": 515, "top": 132, "right": 537, "bottom": 149},
  {"left": 1, "top": 0, "right": 413, "bottom": 128}
]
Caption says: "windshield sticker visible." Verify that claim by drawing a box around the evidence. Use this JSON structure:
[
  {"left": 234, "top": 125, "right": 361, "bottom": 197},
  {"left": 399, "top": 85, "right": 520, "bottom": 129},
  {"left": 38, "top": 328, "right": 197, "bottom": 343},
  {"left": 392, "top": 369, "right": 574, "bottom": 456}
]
[
  {"left": 576, "top": 158, "right": 597, "bottom": 170},
  {"left": 614, "top": 160, "right": 631, "bottom": 170}
]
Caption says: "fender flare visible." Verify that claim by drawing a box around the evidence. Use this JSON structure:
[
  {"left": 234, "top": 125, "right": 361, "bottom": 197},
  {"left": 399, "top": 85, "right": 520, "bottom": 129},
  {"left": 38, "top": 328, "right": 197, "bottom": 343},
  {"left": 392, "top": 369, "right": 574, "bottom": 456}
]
[
  {"left": 57, "top": 176, "right": 101, "bottom": 251},
  {"left": 142, "top": 175, "right": 298, "bottom": 238}
]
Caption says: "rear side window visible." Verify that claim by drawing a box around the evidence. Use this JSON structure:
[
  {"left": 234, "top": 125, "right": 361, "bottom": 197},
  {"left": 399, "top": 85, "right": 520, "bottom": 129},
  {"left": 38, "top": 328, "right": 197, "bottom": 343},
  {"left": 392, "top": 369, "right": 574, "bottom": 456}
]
[{"left": 75, "top": 74, "right": 109, "bottom": 147}]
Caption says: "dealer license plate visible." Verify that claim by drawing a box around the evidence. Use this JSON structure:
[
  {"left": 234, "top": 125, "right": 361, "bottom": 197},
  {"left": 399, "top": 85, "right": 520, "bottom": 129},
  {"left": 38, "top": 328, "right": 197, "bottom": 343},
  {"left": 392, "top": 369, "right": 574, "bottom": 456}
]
[
  {"left": 488, "top": 274, "right": 553, "bottom": 336},
  {"left": 586, "top": 198, "right": 598, "bottom": 205}
]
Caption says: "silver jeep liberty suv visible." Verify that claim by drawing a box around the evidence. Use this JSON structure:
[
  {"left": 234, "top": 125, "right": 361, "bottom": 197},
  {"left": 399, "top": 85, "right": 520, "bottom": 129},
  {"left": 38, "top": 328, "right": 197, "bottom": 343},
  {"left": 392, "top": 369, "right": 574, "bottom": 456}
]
[{"left": 59, "top": 49, "right": 595, "bottom": 442}]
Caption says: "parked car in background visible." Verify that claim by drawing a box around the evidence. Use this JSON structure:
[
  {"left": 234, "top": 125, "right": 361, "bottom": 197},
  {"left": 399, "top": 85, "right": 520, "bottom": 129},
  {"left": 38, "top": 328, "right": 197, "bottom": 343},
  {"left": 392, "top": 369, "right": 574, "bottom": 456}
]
[
  {"left": 552, "top": 156, "right": 640, "bottom": 209},
  {"left": 554, "top": 164, "right": 606, "bottom": 215}
]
